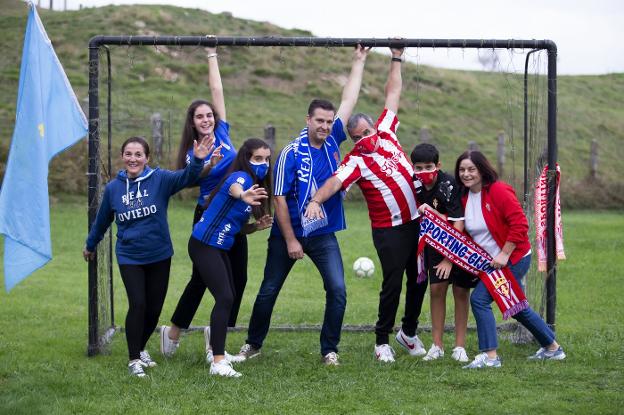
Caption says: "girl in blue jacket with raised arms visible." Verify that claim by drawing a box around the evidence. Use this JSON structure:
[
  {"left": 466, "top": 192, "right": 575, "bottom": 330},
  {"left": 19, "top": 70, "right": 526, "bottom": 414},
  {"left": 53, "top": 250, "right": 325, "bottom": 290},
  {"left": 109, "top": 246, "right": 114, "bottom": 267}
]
[
  {"left": 185, "top": 138, "right": 272, "bottom": 377},
  {"left": 83, "top": 135, "right": 214, "bottom": 378}
]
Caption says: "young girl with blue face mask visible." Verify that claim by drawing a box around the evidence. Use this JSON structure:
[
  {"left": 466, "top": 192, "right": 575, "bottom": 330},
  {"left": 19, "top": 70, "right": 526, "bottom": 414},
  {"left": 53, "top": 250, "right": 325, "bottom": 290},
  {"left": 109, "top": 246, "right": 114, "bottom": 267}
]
[{"left": 172, "top": 138, "right": 273, "bottom": 377}]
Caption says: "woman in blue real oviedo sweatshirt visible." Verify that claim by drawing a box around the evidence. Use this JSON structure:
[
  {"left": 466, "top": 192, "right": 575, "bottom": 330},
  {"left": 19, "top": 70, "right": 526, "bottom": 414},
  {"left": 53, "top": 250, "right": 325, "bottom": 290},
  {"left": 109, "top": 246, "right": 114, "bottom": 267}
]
[{"left": 83, "top": 135, "right": 213, "bottom": 378}]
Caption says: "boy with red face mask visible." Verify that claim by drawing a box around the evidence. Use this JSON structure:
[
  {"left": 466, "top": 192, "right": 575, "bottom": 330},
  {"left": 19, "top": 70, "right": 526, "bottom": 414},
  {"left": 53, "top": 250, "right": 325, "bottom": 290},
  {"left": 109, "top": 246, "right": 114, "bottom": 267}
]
[{"left": 411, "top": 143, "right": 478, "bottom": 363}]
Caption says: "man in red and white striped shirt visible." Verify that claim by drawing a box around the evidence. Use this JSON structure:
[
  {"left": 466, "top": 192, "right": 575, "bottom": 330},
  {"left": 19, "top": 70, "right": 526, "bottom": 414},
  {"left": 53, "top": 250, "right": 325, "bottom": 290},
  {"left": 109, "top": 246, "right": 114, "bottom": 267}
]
[{"left": 305, "top": 46, "right": 428, "bottom": 363}]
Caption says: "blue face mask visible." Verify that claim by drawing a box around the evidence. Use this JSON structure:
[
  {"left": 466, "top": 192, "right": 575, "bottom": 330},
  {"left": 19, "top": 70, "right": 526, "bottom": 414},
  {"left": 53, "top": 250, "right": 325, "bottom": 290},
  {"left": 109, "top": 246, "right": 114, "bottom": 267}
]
[{"left": 249, "top": 161, "right": 269, "bottom": 180}]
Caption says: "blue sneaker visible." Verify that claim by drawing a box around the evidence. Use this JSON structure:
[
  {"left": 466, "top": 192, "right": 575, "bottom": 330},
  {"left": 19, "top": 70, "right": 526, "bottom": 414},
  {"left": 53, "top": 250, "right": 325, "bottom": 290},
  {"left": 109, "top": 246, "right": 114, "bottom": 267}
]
[
  {"left": 462, "top": 352, "right": 501, "bottom": 369},
  {"left": 528, "top": 346, "right": 566, "bottom": 360}
]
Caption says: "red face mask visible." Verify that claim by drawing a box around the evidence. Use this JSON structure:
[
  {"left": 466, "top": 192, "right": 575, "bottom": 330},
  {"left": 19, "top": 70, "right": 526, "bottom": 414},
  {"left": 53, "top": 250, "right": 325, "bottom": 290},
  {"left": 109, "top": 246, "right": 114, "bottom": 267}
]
[
  {"left": 354, "top": 133, "right": 379, "bottom": 154},
  {"left": 415, "top": 169, "right": 438, "bottom": 186}
]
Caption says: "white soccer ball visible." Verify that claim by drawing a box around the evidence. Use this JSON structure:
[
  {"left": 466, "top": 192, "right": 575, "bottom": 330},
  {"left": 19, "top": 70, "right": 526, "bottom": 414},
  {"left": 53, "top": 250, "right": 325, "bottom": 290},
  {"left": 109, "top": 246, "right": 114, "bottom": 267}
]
[{"left": 353, "top": 257, "right": 375, "bottom": 278}]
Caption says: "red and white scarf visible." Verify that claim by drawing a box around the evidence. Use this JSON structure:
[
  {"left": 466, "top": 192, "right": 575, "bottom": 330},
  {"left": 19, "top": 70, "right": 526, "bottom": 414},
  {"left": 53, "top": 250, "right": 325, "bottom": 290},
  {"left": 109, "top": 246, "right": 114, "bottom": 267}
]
[
  {"left": 418, "top": 209, "right": 529, "bottom": 319},
  {"left": 535, "top": 164, "right": 566, "bottom": 272}
]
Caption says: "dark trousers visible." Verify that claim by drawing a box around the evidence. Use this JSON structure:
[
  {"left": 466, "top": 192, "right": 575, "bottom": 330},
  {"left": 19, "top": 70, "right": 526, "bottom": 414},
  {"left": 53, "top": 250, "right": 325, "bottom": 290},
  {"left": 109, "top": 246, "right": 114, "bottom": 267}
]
[
  {"left": 118, "top": 258, "right": 171, "bottom": 360},
  {"left": 246, "top": 233, "right": 346, "bottom": 355},
  {"left": 186, "top": 237, "right": 235, "bottom": 355},
  {"left": 371, "top": 219, "right": 427, "bottom": 345},
  {"left": 170, "top": 205, "right": 248, "bottom": 329}
]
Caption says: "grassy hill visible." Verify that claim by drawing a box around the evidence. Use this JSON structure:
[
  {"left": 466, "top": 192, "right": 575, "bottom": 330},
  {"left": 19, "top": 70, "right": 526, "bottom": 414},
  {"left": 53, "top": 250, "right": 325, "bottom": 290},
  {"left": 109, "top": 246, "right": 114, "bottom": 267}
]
[{"left": 1, "top": 0, "right": 623, "bottom": 207}]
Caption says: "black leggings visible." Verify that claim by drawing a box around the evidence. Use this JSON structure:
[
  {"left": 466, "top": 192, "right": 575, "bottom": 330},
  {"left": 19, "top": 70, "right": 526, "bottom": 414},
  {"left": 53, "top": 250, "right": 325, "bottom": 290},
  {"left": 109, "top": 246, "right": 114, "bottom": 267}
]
[
  {"left": 187, "top": 237, "right": 235, "bottom": 355},
  {"left": 118, "top": 258, "right": 171, "bottom": 361},
  {"left": 171, "top": 204, "right": 248, "bottom": 328}
]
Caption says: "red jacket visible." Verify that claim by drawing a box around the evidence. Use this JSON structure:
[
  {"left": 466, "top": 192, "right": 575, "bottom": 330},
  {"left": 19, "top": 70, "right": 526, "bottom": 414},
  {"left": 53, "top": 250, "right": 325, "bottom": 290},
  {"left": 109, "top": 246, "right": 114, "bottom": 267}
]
[{"left": 461, "top": 181, "right": 530, "bottom": 265}]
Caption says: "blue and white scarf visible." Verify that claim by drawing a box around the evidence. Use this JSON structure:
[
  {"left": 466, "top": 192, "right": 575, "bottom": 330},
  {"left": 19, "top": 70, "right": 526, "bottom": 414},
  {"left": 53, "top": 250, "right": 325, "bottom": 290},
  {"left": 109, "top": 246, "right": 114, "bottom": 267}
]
[{"left": 293, "top": 127, "right": 339, "bottom": 236}]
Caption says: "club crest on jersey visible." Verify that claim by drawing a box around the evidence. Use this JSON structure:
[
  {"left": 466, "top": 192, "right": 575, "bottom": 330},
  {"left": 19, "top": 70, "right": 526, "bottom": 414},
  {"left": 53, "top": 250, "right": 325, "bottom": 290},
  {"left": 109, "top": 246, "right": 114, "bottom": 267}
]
[{"left": 237, "top": 177, "right": 246, "bottom": 185}]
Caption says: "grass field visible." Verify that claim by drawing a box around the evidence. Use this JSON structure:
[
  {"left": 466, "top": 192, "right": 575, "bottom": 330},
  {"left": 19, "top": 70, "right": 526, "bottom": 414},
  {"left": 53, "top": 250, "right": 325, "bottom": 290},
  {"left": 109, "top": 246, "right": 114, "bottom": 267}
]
[{"left": 0, "top": 199, "right": 623, "bottom": 414}]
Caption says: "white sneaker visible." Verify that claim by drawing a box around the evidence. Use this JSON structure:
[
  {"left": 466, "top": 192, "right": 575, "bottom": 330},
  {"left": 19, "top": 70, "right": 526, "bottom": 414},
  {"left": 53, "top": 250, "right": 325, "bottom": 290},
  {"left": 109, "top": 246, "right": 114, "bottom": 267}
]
[
  {"left": 374, "top": 344, "right": 396, "bottom": 363},
  {"left": 423, "top": 344, "right": 445, "bottom": 361},
  {"left": 160, "top": 325, "right": 179, "bottom": 357},
  {"left": 395, "top": 329, "right": 426, "bottom": 356},
  {"left": 322, "top": 352, "right": 340, "bottom": 366},
  {"left": 139, "top": 350, "right": 157, "bottom": 367},
  {"left": 209, "top": 359, "right": 242, "bottom": 378},
  {"left": 203, "top": 326, "right": 244, "bottom": 363},
  {"left": 128, "top": 359, "right": 147, "bottom": 378},
  {"left": 462, "top": 352, "right": 501, "bottom": 369},
  {"left": 527, "top": 346, "right": 566, "bottom": 360},
  {"left": 451, "top": 346, "right": 470, "bottom": 362},
  {"left": 206, "top": 350, "right": 246, "bottom": 364}
]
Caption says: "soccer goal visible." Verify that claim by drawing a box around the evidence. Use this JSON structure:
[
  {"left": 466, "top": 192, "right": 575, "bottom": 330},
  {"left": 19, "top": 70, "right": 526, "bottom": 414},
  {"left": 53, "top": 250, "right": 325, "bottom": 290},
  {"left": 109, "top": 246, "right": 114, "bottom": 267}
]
[{"left": 86, "top": 36, "right": 559, "bottom": 356}]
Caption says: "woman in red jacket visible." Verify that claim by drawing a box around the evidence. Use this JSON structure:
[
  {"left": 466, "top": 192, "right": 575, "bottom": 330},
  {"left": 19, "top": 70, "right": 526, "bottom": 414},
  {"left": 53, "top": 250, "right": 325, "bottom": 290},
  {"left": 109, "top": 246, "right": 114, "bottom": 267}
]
[{"left": 454, "top": 150, "right": 566, "bottom": 368}]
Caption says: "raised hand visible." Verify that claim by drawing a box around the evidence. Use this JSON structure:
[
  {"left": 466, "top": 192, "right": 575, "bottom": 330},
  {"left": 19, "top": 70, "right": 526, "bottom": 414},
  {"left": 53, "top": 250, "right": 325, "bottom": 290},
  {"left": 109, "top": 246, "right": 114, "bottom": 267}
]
[
  {"left": 390, "top": 39, "right": 405, "bottom": 58},
  {"left": 353, "top": 43, "right": 371, "bottom": 61},
  {"left": 209, "top": 145, "right": 224, "bottom": 167},
  {"left": 193, "top": 134, "right": 215, "bottom": 160},
  {"left": 241, "top": 184, "right": 268, "bottom": 206}
]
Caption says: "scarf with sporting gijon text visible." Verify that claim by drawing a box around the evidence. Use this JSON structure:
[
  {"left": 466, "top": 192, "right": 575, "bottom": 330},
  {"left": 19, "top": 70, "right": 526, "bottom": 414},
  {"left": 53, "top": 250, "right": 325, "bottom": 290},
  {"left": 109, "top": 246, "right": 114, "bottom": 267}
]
[
  {"left": 535, "top": 164, "right": 566, "bottom": 272},
  {"left": 418, "top": 209, "right": 529, "bottom": 319}
]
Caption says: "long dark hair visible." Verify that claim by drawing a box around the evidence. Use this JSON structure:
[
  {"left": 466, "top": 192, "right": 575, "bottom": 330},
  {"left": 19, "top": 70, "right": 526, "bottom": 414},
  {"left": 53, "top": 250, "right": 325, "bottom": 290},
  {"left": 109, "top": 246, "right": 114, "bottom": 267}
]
[
  {"left": 176, "top": 100, "right": 221, "bottom": 169},
  {"left": 204, "top": 138, "right": 272, "bottom": 219},
  {"left": 454, "top": 150, "right": 499, "bottom": 193}
]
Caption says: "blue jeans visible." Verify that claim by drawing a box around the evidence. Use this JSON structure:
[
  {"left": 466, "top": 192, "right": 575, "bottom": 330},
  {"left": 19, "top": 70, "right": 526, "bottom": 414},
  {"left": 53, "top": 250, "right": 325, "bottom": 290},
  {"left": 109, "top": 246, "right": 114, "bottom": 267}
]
[
  {"left": 246, "top": 233, "right": 346, "bottom": 355},
  {"left": 470, "top": 254, "right": 556, "bottom": 351}
]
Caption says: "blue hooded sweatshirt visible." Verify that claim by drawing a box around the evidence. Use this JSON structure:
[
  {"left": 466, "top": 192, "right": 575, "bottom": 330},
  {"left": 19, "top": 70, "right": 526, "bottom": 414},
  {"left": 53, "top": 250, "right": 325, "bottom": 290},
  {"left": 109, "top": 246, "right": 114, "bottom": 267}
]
[{"left": 85, "top": 156, "right": 203, "bottom": 265}]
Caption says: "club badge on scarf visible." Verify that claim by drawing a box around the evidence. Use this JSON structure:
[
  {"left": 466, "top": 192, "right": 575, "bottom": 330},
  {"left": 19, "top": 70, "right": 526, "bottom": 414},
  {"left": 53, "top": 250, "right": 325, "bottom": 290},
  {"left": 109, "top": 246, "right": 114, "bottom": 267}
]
[
  {"left": 535, "top": 164, "right": 566, "bottom": 272},
  {"left": 418, "top": 209, "right": 529, "bottom": 319}
]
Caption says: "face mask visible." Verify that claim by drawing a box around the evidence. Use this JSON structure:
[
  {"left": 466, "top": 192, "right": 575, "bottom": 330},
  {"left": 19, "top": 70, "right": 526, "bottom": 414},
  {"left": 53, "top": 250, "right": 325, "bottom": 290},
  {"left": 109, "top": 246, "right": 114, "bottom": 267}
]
[
  {"left": 354, "top": 133, "right": 379, "bottom": 154},
  {"left": 415, "top": 169, "right": 438, "bottom": 186},
  {"left": 249, "top": 161, "right": 269, "bottom": 180}
]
